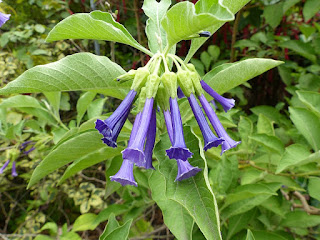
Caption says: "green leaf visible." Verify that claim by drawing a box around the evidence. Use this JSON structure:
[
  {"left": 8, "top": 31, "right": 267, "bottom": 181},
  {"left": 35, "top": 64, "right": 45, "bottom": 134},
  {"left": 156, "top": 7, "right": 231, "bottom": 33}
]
[
  {"left": 34, "top": 235, "right": 54, "bottom": 240},
  {"left": 76, "top": 92, "right": 97, "bottom": 125},
  {"left": 276, "top": 144, "right": 311, "bottom": 173},
  {"left": 257, "top": 114, "right": 274, "bottom": 136},
  {"left": 28, "top": 130, "right": 108, "bottom": 188},
  {"left": 279, "top": 40, "right": 317, "bottom": 63},
  {"left": 87, "top": 98, "right": 107, "bottom": 119},
  {"left": 73, "top": 213, "right": 98, "bottom": 232},
  {"left": 100, "top": 219, "right": 132, "bottom": 240},
  {"left": 60, "top": 232, "right": 81, "bottom": 240},
  {"left": 281, "top": 211, "right": 320, "bottom": 228},
  {"left": 149, "top": 127, "right": 222, "bottom": 240},
  {"left": 185, "top": 0, "right": 250, "bottom": 62},
  {"left": 142, "top": 0, "right": 171, "bottom": 53},
  {"left": 58, "top": 145, "right": 122, "bottom": 184},
  {"left": 251, "top": 230, "right": 293, "bottom": 240},
  {"left": 40, "top": 222, "right": 58, "bottom": 235},
  {"left": 44, "top": 92, "right": 61, "bottom": 116},
  {"left": 0, "top": 95, "right": 43, "bottom": 109},
  {"left": 289, "top": 107, "right": 320, "bottom": 151},
  {"left": 162, "top": 1, "right": 234, "bottom": 50},
  {"left": 100, "top": 214, "right": 120, "bottom": 239},
  {"left": 221, "top": 183, "right": 281, "bottom": 219},
  {"left": 246, "top": 230, "right": 256, "bottom": 240},
  {"left": 203, "top": 59, "right": 283, "bottom": 94},
  {"left": 296, "top": 90, "right": 320, "bottom": 117},
  {"left": 263, "top": 2, "right": 284, "bottom": 28},
  {"left": 0, "top": 53, "right": 129, "bottom": 99},
  {"left": 303, "top": 0, "right": 320, "bottom": 21},
  {"left": 227, "top": 209, "right": 257, "bottom": 239},
  {"left": 249, "top": 134, "right": 285, "bottom": 154},
  {"left": 308, "top": 177, "right": 320, "bottom": 201},
  {"left": 47, "top": 11, "right": 152, "bottom": 56}
]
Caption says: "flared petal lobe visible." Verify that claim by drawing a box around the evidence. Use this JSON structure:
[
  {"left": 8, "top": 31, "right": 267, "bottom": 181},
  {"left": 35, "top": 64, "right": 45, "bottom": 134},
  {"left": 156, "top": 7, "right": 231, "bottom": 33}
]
[
  {"left": 0, "top": 12, "right": 10, "bottom": 27},
  {"left": 201, "top": 80, "right": 235, "bottom": 112},
  {"left": 199, "top": 94, "right": 240, "bottom": 155},
  {"left": 11, "top": 161, "right": 18, "bottom": 177},
  {"left": 122, "top": 98, "right": 154, "bottom": 166},
  {"left": 143, "top": 108, "right": 156, "bottom": 169},
  {"left": 110, "top": 159, "right": 137, "bottom": 187},
  {"left": 95, "top": 89, "right": 136, "bottom": 139},
  {"left": 165, "top": 98, "right": 193, "bottom": 161},
  {"left": 175, "top": 159, "right": 201, "bottom": 181},
  {"left": 188, "top": 93, "right": 224, "bottom": 151},
  {"left": 0, "top": 160, "right": 10, "bottom": 174}
]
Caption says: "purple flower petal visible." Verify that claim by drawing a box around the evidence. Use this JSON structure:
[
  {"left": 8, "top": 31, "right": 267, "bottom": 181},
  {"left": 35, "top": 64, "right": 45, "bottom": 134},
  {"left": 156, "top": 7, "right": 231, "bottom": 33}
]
[
  {"left": 188, "top": 93, "right": 224, "bottom": 151},
  {"left": 0, "top": 160, "right": 10, "bottom": 174},
  {"left": 201, "top": 80, "right": 235, "bottom": 112},
  {"left": 175, "top": 159, "right": 201, "bottom": 181},
  {"left": 142, "top": 108, "right": 156, "bottom": 169},
  {"left": 177, "top": 87, "right": 185, "bottom": 99},
  {"left": 23, "top": 147, "right": 35, "bottom": 155},
  {"left": 0, "top": 12, "right": 10, "bottom": 27},
  {"left": 122, "top": 98, "right": 154, "bottom": 166},
  {"left": 110, "top": 159, "right": 137, "bottom": 187},
  {"left": 163, "top": 109, "right": 173, "bottom": 144},
  {"left": 165, "top": 98, "right": 193, "bottom": 161},
  {"left": 199, "top": 94, "right": 240, "bottom": 155},
  {"left": 100, "top": 107, "right": 130, "bottom": 148},
  {"left": 95, "top": 89, "right": 136, "bottom": 138},
  {"left": 11, "top": 161, "right": 18, "bottom": 177}
]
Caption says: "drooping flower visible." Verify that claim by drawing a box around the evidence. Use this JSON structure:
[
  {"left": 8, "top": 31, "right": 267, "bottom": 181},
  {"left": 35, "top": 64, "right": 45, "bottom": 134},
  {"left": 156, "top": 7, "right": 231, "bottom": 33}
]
[
  {"left": 166, "top": 97, "right": 193, "bottom": 161},
  {"left": 11, "top": 161, "right": 18, "bottom": 177},
  {"left": 0, "top": 1, "right": 10, "bottom": 27},
  {"left": 164, "top": 109, "right": 201, "bottom": 181},
  {"left": 110, "top": 159, "right": 137, "bottom": 187},
  {"left": 188, "top": 93, "right": 224, "bottom": 151},
  {"left": 0, "top": 160, "right": 10, "bottom": 174},
  {"left": 175, "top": 159, "right": 201, "bottom": 181},
  {"left": 95, "top": 89, "right": 136, "bottom": 146},
  {"left": 198, "top": 94, "right": 240, "bottom": 155},
  {"left": 200, "top": 80, "right": 235, "bottom": 112},
  {"left": 122, "top": 97, "right": 154, "bottom": 166},
  {"left": 143, "top": 108, "right": 156, "bottom": 169},
  {"left": 177, "top": 87, "right": 185, "bottom": 98}
]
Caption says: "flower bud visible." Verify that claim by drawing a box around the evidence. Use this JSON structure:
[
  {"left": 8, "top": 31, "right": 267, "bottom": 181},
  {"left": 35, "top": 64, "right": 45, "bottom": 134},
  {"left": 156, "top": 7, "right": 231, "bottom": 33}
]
[
  {"left": 131, "top": 67, "right": 150, "bottom": 92},
  {"left": 161, "top": 72, "right": 177, "bottom": 99},
  {"left": 177, "top": 70, "right": 194, "bottom": 97}
]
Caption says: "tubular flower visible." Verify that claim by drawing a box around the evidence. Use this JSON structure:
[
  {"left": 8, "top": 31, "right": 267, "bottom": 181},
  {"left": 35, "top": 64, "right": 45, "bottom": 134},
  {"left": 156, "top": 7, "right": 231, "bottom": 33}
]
[
  {"left": 11, "top": 161, "right": 18, "bottom": 177},
  {"left": 0, "top": 160, "right": 10, "bottom": 174},
  {"left": 165, "top": 97, "right": 193, "bottom": 161},
  {"left": 199, "top": 94, "right": 240, "bottom": 155},
  {"left": 0, "top": 1, "right": 10, "bottom": 27},
  {"left": 143, "top": 108, "right": 156, "bottom": 169},
  {"left": 188, "top": 93, "right": 224, "bottom": 151},
  {"left": 200, "top": 80, "right": 235, "bottom": 112},
  {"left": 96, "top": 53, "right": 240, "bottom": 187}
]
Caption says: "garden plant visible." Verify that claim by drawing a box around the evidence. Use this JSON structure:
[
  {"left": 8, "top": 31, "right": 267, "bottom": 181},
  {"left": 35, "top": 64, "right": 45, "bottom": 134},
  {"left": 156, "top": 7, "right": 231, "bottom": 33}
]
[{"left": 0, "top": 0, "right": 320, "bottom": 239}]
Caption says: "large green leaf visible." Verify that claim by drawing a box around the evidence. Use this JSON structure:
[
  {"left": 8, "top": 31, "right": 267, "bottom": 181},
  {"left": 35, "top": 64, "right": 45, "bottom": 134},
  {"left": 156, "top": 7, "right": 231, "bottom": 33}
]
[
  {"left": 28, "top": 130, "right": 113, "bottom": 188},
  {"left": 0, "top": 53, "right": 129, "bottom": 99},
  {"left": 308, "top": 177, "right": 320, "bottom": 201},
  {"left": 296, "top": 90, "right": 320, "bottom": 117},
  {"left": 249, "top": 134, "right": 284, "bottom": 154},
  {"left": 46, "top": 11, "right": 152, "bottom": 56},
  {"left": 289, "top": 107, "right": 320, "bottom": 151},
  {"left": 263, "top": 2, "right": 284, "bottom": 28},
  {"left": 281, "top": 211, "right": 320, "bottom": 228},
  {"left": 0, "top": 95, "right": 43, "bottom": 109},
  {"left": 303, "top": 0, "right": 320, "bottom": 21},
  {"left": 100, "top": 219, "right": 132, "bottom": 240},
  {"left": 142, "top": 0, "right": 171, "bottom": 53},
  {"left": 279, "top": 40, "right": 317, "bottom": 63},
  {"left": 149, "top": 127, "right": 222, "bottom": 240},
  {"left": 99, "top": 214, "right": 119, "bottom": 239},
  {"left": 185, "top": 0, "right": 250, "bottom": 62},
  {"left": 162, "top": 1, "right": 234, "bottom": 51},
  {"left": 203, "top": 59, "right": 283, "bottom": 94}
]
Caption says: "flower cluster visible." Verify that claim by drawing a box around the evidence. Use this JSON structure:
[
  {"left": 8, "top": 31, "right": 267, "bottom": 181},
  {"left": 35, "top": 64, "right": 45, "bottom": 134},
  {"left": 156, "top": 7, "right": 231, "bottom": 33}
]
[
  {"left": 0, "top": 0, "right": 10, "bottom": 27},
  {"left": 96, "top": 53, "right": 240, "bottom": 187}
]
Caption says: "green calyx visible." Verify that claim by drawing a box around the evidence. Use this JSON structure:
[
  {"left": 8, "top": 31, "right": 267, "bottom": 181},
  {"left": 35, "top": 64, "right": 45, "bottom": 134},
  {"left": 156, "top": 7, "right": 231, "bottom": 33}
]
[
  {"left": 131, "top": 67, "right": 150, "bottom": 92},
  {"left": 145, "top": 74, "right": 161, "bottom": 98},
  {"left": 156, "top": 85, "right": 170, "bottom": 111},
  {"left": 116, "top": 69, "right": 136, "bottom": 83},
  {"left": 187, "top": 63, "right": 203, "bottom": 96},
  {"left": 161, "top": 72, "right": 177, "bottom": 98},
  {"left": 177, "top": 69, "right": 194, "bottom": 97},
  {"left": 137, "top": 87, "right": 147, "bottom": 112}
]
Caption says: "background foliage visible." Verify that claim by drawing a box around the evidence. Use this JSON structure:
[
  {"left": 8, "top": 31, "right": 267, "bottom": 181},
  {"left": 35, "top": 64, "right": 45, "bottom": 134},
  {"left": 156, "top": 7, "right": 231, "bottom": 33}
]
[{"left": 0, "top": 0, "right": 320, "bottom": 239}]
